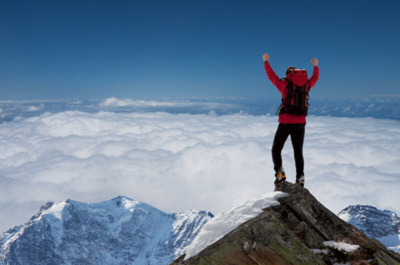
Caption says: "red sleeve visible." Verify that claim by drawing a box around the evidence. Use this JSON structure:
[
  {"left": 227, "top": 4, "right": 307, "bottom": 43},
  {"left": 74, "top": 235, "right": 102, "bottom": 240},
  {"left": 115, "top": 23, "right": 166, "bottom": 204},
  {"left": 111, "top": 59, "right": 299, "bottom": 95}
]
[
  {"left": 308, "top": 66, "right": 319, "bottom": 89},
  {"left": 264, "top": 61, "right": 286, "bottom": 93}
]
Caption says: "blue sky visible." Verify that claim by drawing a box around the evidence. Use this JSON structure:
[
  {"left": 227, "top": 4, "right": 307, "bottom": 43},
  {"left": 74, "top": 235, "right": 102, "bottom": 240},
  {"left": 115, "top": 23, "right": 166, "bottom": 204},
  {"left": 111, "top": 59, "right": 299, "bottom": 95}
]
[{"left": 1, "top": 0, "right": 399, "bottom": 100}]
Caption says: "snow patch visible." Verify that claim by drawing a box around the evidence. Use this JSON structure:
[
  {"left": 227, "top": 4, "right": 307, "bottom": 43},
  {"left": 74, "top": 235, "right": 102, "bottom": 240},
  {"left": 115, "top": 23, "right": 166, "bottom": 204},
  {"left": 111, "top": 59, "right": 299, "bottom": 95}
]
[
  {"left": 323, "top": 241, "right": 359, "bottom": 252},
  {"left": 338, "top": 212, "right": 351, "bottom": 222},
  {"left": 39, "top": 201, "right": 68, "bottom": 246},
  {"left": 41, "top": 201, "right": 67, "bottom": 221},
  {"left": 184, "top": 191, "right": 287, "bottom": 259}
]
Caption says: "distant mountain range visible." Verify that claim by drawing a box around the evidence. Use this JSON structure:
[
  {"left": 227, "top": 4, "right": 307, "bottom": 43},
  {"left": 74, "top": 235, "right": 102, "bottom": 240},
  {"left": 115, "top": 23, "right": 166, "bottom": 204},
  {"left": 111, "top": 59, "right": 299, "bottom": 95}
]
[
  {"left": 0, "top": 196, "right": 212, "bottom": 265},
  {"left": 1, "top": 95, "right": 400, "bottom": 123}
]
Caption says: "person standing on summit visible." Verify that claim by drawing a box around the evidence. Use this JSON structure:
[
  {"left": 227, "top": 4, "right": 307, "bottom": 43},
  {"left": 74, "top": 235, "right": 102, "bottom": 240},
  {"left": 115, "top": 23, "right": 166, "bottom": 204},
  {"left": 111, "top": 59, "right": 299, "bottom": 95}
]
[{"left": 262, "top": 53, "right": 319, "bottom": 187}]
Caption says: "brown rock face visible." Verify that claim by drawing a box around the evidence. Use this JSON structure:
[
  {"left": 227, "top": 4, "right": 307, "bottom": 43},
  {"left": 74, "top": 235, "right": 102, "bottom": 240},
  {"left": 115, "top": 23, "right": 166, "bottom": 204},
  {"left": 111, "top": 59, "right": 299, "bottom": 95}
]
[{"left": 171, "top": 182, "right": 400, "bottom": 265}]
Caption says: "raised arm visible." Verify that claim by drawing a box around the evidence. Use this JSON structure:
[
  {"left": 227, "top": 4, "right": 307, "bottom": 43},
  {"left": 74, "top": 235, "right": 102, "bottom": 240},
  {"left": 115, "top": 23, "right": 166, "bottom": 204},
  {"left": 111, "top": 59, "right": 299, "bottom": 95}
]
[
  {"left": 263, "top": 53, "right": 285, "bottom": 91},
  {"left": 308, "top": 58, "right": 319, "bottom": 88}
]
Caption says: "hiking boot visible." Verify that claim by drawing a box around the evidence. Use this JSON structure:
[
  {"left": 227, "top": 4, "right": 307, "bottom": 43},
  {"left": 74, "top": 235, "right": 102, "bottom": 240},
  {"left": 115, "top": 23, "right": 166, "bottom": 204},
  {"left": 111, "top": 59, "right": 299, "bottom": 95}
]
[
  {"left": 296, "top": 175, "right": 305, "bottom": 187},
  {"left": 274, "top": 171, "right": 286, "bottom": 184}
]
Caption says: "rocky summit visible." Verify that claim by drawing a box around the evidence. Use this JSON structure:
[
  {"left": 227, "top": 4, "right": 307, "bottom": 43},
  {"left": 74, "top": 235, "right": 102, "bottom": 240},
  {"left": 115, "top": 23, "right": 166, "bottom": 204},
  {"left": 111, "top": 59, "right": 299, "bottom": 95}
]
[{"left": 172, "top": 182, "right": 400, "bottom": 265}]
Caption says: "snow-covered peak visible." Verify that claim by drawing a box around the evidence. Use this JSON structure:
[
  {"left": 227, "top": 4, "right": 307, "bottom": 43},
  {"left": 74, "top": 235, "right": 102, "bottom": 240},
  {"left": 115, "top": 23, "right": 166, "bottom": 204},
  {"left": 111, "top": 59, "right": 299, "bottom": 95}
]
[
  {"left": 338, "top": 205, "right": 400, "bottom": 253},
  {"left": 338, "top": 205, "right": 400, "bottom": 238},
  {"left": 0, "top": 196, "right": 213, "bottom": 265}
]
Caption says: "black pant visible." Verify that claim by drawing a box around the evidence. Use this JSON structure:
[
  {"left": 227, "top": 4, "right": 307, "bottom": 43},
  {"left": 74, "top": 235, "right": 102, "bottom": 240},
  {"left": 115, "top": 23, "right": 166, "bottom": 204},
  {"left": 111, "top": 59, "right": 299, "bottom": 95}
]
[{"left": 271, "top": 123, "right": 305, "bottom": 178}]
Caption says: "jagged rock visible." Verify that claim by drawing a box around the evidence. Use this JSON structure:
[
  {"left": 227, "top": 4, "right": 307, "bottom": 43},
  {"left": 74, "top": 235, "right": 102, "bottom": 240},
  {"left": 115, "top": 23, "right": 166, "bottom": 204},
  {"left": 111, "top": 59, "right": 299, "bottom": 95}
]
[{"left": 171, "top": 182, "right": 400, "bottom": 265}]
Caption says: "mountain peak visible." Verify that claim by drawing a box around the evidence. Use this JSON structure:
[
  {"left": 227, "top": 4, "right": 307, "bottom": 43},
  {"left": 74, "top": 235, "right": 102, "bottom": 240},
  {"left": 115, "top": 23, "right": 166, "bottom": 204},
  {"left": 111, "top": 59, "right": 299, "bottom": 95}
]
[
  {"left": 173, "top": 182, "right": 400, "bottom": 265},
  {"left": 112, "top": 195, "right": 137, "bottom": 206},
  {"left": 0, "top": 196, "right": 212, "bottom": 265},
  {"left": 338, "top": 205, "right": 400, "bottom": 237},
  {"left": 338, "top": 204, "right": 400, "bottom": 253}
]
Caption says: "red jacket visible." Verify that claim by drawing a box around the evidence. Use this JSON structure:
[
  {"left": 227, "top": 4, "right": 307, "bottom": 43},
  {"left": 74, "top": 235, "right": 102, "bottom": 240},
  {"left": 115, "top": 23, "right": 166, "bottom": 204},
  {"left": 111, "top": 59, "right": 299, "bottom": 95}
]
[{"left": 264, "top": 61, "right": 319, "bottom": 124}]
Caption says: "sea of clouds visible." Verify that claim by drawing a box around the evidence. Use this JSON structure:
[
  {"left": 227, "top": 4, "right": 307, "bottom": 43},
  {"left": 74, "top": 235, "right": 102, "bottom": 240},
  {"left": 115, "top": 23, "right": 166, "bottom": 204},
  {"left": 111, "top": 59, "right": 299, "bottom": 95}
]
[
  {"left": 0, "top": 97, "right": 399, "bottom": 234},
  {"left": 1, "top": 95, "right": 400, "bottom": 123}
]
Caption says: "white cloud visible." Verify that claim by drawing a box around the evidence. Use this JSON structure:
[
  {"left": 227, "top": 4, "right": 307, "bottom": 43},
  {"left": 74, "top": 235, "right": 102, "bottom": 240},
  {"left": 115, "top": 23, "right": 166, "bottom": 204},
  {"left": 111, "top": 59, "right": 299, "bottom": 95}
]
[
  {"left": 100, "top": 97, "right": 164, "bottom": 107},
  {"left": 98, "top": 97, "right": 240, "bottom": 111},
  {"left": 0, "top": 111, "right": 399, "bottom": 235},
  {"left": 27, "top": 104, "right": 45, "bottom": 112}
]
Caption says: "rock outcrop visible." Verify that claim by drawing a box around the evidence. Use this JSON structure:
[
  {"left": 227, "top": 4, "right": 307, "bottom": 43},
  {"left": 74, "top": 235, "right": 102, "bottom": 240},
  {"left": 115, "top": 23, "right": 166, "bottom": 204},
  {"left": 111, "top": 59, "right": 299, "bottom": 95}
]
[{"left": 172, "top": 182, "right": 400, "bottom": 265}]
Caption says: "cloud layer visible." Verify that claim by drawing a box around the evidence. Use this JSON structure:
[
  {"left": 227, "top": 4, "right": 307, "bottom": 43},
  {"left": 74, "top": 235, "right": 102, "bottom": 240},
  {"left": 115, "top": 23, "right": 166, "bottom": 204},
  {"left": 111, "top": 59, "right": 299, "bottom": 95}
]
[
  {"left": 2, "top": 95, "right": 400, "bottom": 124},
  {"left": 0, "top": 110, "right": 399, "bottom": 234}
]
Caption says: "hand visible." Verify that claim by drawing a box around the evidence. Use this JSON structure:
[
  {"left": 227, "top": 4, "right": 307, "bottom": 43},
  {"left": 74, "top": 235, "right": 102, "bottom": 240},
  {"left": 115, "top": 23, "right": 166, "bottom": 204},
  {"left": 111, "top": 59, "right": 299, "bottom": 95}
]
[
  {"left": 311, "top": 58, "right": 318, "bottom": 66},
  {"left": 262, "top": 53, "right": 270, "bottom": 62}
]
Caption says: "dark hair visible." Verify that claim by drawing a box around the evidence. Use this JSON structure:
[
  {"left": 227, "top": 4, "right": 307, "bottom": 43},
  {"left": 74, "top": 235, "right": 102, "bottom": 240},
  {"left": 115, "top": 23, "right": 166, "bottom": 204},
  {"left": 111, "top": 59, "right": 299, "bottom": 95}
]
[{"left": 286, "top": 66, "right": 297, "bottom": 75}]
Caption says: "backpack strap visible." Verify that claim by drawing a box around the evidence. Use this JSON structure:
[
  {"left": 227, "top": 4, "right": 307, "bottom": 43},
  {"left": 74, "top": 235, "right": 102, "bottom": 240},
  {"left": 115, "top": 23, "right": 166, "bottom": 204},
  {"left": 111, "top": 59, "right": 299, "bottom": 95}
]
[
  {"left": 275, "top": 78, "right": 294, "bottom": 115},
  {"left": 275, "top": 101, "right": 283, "bottom": 116},
  {"left": 276, "top": 78, "right": 310, "bottom": 116}
]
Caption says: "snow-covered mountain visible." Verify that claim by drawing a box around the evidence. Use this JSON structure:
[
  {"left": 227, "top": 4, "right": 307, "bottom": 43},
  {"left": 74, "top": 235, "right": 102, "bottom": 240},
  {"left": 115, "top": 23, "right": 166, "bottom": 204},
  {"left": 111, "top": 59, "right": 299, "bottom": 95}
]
[
  {"left": 0, "top": 196, "right": 213, "bottom": 265},
  {"left": 338, "top": 205, "right": 400, "bottom": 253}
]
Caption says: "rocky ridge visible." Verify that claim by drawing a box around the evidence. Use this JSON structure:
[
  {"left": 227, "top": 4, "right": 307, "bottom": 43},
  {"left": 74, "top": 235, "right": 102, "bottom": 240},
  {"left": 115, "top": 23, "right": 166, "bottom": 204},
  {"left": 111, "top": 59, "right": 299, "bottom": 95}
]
[{"left": 172, "top": 182, "right": 400, "bottom": 265}]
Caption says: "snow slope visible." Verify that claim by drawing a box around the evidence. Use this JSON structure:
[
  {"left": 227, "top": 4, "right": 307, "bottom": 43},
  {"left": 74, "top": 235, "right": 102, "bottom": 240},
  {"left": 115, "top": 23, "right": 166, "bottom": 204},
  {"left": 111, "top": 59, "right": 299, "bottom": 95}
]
[
  {"left": 184, "top": 191, "right": 287, "bottom": 259},
  {"left": 0, "top": 196, "right": 213, "bottom": 265}
]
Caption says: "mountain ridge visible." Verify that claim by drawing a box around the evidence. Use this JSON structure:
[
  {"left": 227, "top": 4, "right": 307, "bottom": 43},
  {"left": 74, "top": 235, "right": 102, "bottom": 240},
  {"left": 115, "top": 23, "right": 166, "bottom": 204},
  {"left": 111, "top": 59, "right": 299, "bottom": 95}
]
[
  {"left": 172, "top": 182, "right": 400, "bottom": 265},
  {"left": 0, "top": 196, "right": 212, "bottom": 265}
]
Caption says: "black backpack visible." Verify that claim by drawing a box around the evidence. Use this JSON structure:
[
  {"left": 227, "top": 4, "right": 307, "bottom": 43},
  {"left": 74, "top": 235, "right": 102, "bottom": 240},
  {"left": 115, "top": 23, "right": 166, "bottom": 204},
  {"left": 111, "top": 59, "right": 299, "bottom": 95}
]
[{"left": 276, "top": 69, "right": 310, "bottom": 116}]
